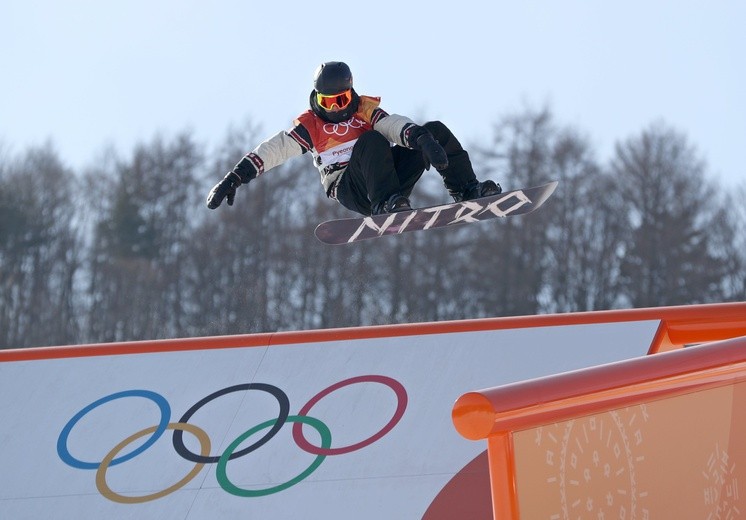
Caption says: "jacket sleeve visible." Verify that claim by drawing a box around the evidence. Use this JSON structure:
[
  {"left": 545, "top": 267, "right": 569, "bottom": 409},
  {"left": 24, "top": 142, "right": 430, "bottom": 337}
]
[
  {"left": 231, "top": 129, "right": 307, "bottom": 182},
  {"left": 372, "top": 113, "right": 418, "bottom": 148}
]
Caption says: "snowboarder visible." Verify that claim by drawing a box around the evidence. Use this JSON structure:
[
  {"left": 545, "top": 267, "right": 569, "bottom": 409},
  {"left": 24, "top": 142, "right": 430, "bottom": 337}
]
[{"left": 206, "top": 61, "right": 501, "bottom": 216}]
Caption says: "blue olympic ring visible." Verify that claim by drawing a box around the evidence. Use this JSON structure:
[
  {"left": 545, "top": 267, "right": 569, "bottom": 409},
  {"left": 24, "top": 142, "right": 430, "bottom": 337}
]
[{"left": 57, "top": 390, "right": 170, "bottom": 470}]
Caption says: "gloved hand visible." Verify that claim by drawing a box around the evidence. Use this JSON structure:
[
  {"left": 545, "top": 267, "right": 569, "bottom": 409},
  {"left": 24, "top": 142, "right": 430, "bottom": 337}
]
[
  {"left": 206, "top": 172, "right": 242, "bottom": 209},
  {"left": 407, "top": 126, "right": 448, "bottom": 170}
]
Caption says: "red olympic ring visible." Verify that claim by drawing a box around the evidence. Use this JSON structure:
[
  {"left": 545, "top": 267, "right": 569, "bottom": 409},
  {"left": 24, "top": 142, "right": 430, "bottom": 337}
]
[{"left": 292, "top": 375, "right": 408, "bottom": 456}]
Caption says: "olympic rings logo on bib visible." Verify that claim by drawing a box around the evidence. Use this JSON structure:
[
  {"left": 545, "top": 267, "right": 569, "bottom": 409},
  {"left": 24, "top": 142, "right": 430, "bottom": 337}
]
[
  {"left": 57, "top": 375, "right": 407, "bottom": 502},
  {"left": 323, "top": 117, "right": 365, "bottom": 136}
]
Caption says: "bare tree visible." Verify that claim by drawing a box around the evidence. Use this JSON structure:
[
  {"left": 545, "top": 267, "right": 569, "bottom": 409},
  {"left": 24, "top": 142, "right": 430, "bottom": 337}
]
[
  {"left": 716, "top": 183, "right": 746, "bottom": 300},
  {"left": 85, "top": 132, "right": 203, "bottom": 342},
  {"left": 611, "top": 122, "right": 729, "bottom": 307},
  {"left": 541, "top": 129, "right": 629, "bottom": 312},
  {"left": 0, "top": 146, "right": 82, "bottom": 348},
  {"left": 471, "top": 106, "right": 566, "bottom": 316}
]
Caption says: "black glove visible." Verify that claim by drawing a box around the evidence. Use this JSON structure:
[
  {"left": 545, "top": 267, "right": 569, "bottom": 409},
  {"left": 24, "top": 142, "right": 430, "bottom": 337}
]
[
  {"left": 206, "top": 172, "right": 242, "bottom": 209},
  {"left": 407, "top": 126, "right": 448, "bottom": 170}
]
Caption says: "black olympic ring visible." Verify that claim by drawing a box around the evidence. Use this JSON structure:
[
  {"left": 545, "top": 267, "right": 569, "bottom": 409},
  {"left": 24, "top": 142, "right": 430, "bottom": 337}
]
[{"left": 172, "top": 383, "right": 290, "bottom": 464}]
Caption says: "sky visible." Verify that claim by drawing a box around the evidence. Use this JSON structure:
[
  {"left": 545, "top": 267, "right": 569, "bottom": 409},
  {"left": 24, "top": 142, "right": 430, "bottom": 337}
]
[{"left": 2, "top": 1, "right": 744, "bottom": 188}]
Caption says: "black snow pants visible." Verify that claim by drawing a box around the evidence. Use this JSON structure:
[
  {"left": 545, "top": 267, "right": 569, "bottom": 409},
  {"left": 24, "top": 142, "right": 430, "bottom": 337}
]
[{"left": 335, "top": 120, "right": 478, "bottom": 216}]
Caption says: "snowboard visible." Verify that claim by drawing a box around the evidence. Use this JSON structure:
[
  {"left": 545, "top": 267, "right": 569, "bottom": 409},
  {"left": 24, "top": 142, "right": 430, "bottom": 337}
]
[{"left": 314, "top": 180, "right": 558, "bottom": 245}]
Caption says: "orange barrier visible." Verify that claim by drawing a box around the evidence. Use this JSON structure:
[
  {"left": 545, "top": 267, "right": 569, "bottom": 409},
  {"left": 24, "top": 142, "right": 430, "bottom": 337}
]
[
  {"left": 452, "top": 305, "right": 746, "bottom": 520},
  {"left": 2, "top": 302, "right": 745, "bottom": 361}
]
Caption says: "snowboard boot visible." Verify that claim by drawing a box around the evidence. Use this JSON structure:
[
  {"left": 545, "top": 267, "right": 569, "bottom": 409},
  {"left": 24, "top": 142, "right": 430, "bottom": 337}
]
[
  {"left": 372, "top": 193, "right": 411, "bottom": 215},
  {"left": 449, "top": 180, "right": 502, "bottom": 203}
]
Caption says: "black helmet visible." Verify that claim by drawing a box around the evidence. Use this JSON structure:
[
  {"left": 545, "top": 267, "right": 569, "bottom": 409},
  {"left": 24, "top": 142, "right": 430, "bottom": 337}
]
[
  {"left": 313, "top": 61, "right": 353, "bottom": 94},
  {"left": 310, "top": 61, "right": 359, "bottom": 123}
]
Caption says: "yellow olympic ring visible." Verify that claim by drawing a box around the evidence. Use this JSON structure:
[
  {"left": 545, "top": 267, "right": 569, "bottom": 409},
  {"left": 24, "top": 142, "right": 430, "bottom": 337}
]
[{"left": 95, "top": 422, "right": 210, "bottom": 504}]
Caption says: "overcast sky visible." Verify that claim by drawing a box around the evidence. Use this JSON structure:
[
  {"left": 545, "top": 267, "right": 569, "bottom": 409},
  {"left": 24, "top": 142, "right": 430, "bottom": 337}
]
[{"left": 2, "top": 1, "right": 744, "bottom": 187}]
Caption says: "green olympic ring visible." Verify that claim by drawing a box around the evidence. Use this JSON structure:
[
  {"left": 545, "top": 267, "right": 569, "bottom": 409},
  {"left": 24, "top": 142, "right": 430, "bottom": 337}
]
[{"left": 216, "top": 415, "right": 331, "bottom": 497}]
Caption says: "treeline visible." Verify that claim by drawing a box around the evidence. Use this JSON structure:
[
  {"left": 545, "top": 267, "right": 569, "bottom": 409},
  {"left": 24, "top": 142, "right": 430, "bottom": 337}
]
[{"left": 1, "top": 108, "right": 744, "bottom": 349}]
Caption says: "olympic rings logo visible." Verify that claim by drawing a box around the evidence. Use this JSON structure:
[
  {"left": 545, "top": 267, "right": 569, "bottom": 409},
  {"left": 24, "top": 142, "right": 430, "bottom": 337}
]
[
  {"left": 57, "top": 375, "right": 407, "bottom": 503},
  {"left": 323, "top": 117, "right": 365, "bottom": 136}
]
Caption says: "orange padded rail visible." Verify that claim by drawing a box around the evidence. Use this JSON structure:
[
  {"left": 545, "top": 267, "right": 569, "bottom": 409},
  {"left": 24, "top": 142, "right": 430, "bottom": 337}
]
[{"left": 452, "top": 335, "right": 746, "bottom": 441}]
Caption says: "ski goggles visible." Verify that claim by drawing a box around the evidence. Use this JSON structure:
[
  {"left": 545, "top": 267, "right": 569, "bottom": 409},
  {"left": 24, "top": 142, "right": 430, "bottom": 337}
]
[{"left": 316, "top": 89, "right": 353, "bottom": 111}]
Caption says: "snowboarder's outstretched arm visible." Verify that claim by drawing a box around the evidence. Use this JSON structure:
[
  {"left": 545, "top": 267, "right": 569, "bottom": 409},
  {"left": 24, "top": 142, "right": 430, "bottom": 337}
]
[{"left": 206, "top": 130, "right": 305, "bottom": 209}]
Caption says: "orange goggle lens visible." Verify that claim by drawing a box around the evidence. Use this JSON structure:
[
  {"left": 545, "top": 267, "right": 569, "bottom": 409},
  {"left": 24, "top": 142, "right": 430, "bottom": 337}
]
[{"left": 316, "top": 90, "right": 352, "bottom": 111}]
